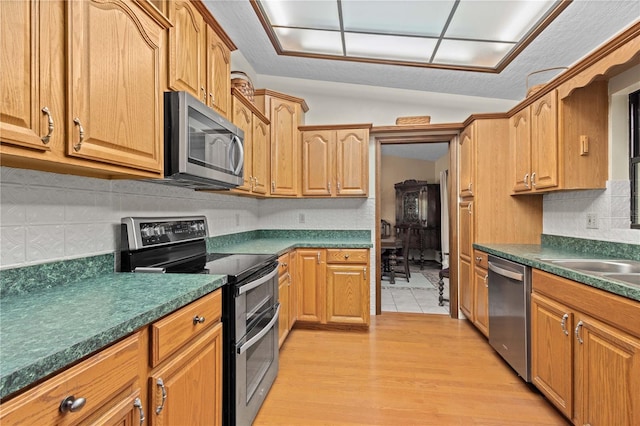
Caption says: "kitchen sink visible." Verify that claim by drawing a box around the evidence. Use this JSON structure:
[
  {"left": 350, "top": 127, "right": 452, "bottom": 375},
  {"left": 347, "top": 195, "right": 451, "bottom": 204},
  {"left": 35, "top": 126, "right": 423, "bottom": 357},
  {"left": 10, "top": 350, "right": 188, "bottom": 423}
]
[
  {"left": 602, "top": 273, "right": 640, "bottom": 288},
  {"left": 542, "top": 259, "right": 640, "bottom": 274}
]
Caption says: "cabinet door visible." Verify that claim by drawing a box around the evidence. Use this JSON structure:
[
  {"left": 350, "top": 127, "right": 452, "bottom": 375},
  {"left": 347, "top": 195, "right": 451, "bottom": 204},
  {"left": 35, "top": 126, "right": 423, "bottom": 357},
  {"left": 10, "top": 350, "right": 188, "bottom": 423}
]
[
  {"left": 278, "top": 272, "right": 290, "bottom": 347},
  {"left": 150, "top": 323, "right": 222, "bottom": 426},
  {"left": 67, "top": 0, "right": 163, "bottom": 172},
  {"left": 252, "top": 118, "right": 269, "bottom": 195},
  {"left": 531, "top": 90, "right": 558, "bottom": 191},
  {"left": 459, "top": 123, "right": 475, "bottom": 197},
  {"left": 206, "top": 25, "right": 230, "bottom": 118},
  {"left": 270, "top": 98, "right": 299, "bottom": 196},
  {"left": 473, "top": 266, "right": 489, "bottom": 337},
  {"left": 459, "top": 201, "right": 473, "bottom": 259},
  {"left": 301, "top": 130, "right": 333, "bottom": 196},
  {"left": 168, "top": 0, "right": 205, "bottom": 99},
  {"left": 577, "top": 317, "right": 640, "bottom": 426},
  {"left": 335, "top": 128, "right": 368, "bottom": 196},
  {"left": 530, "top": 292, "right": 574, "bottom": 419},
  {"left": 232, "top": 96, "right": 253, "bottom": 191},
  {"left": 326, "top": 264, "right": 369, "bottom": 325},
  {"left": 459, "top": 258, "right": 473, "bottom": 321},
  {"left": 0, "top": 0, "right": 50, "bottom": 150},
  {"left": 289, "top": 250, "right": 298, "bottom": 327},
  {"left": 296, "top": 249, "right": 325, "bottom": 323},
  {"left": 510, "top": 108, "right": 532, "bottom": 193}
]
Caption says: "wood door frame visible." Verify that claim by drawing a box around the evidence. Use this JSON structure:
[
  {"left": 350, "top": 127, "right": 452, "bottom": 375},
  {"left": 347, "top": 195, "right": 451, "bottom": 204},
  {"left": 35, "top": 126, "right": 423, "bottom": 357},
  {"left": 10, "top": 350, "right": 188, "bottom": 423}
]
[{"left": 374, "top": 132, "right": 460, "bottom": 318}]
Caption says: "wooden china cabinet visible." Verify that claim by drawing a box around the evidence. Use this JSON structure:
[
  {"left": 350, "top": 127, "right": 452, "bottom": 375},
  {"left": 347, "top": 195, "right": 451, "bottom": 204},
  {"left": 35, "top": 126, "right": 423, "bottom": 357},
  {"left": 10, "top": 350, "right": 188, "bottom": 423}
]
[{"left": 394, "top": 180, "right": 441, "bottom": 268}]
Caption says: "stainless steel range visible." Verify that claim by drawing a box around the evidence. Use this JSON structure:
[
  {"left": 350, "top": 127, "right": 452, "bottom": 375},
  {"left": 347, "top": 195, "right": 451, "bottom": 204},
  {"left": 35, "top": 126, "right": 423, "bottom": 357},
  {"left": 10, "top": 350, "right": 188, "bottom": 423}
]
[{"left": 120, "top": 216, "right": 280, "bottom": 426}]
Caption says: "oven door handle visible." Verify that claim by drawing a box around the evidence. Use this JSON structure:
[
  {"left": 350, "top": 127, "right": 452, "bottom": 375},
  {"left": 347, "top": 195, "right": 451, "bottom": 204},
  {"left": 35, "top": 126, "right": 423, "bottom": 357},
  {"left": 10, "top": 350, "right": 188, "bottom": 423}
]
[
  {"left": 236, "top": 265, "right": 279, "bottom": 296},
  {"left": 237, "top": 304, "right": 280, "bottom": 355},
  {"left": 488, "top": 262, "right": 524, "bottom": 281}
]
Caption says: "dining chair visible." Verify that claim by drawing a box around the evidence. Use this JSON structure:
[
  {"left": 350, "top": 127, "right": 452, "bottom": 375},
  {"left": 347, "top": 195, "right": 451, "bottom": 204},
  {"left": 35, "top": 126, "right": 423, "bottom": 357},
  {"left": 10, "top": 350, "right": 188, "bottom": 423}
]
[{"left": 392, "top": 230, "right": 411, "bottom": 282}]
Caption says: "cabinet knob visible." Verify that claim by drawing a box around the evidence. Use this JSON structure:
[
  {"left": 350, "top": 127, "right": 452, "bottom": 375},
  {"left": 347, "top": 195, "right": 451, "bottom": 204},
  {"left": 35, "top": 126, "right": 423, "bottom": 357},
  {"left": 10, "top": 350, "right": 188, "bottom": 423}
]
[
  {"left": 193, "top": 315, "right": 206, "bottom": 325},
  {"left": 475, "top": 256, "right": 482, "bottom": 262},
  {"left": 344, "top": 254, "right": 350, "bottom": 259},
  {"left": 59, "top": 395, "right": 86, "bottom": 413}
]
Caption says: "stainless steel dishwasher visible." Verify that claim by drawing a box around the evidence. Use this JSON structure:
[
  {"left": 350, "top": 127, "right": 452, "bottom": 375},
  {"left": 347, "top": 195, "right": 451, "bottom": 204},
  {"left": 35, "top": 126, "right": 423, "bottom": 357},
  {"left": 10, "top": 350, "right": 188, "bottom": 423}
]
[{"left": 487, "top": 255, "right": 532, "bottom": 382}]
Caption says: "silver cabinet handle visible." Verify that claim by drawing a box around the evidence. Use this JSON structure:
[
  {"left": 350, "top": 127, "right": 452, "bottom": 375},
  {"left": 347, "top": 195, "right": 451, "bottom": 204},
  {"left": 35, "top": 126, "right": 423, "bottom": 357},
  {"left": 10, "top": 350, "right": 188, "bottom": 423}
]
[
  {"left": 337, "top": 182, "right": 341, "bottom": 193},
  {"left": 133, "top": 397, "right": 145, "bottom": 426},
  {"left": 531, "top": 172, "right": 537, "bottom": 187},
  {"left": 328, "top": 182, "right": 331, "bottom": 193},
  {"left": 271, "top": 181, "right": 275, "bottom": 192},
  {"left": 363, "top": 267, "right": 367, "bottom": 280},
  {"left": 60, "top": 395, "right": 86, "bottom": 413},
  {"left": 317, "top": 251, "right": 321, "bottom": 264},
  {"left": 193, "top": 315, "right": 206, "bottom": 325},
  {"left": 523, "top": 173, "right": 529, "bottom": 188},
  {"left": 484, "top": 274, "right": 488, "bottom": 286},
  {"left": 209, "top": 92, "right": 214, "bottom": 104},
  {"left": 468, "top": 202, "right": 473, "bottom": 215},
  {"left": 487, "top": 262, "right": 524, "bottom": 281},
  {"left": 468, "top": 182, "right": 473, "bottom": 193},
  {"left": 201, "top": 86, "right": 206, "bottom": 103},
  {"left": 155, "top": 378, "right": 167, "bottom": 414},
  {"left": 575, "top": 320, "right": 584, "bottom": 344},
  {"left": 72, "top": 118, "right": 84, "bottom": 152},
  {"left": 41, "top": 106, "right": 53, "bottom": 144},
  {"left": 560, "top": 313, "right": 569, "bottom": 335}
]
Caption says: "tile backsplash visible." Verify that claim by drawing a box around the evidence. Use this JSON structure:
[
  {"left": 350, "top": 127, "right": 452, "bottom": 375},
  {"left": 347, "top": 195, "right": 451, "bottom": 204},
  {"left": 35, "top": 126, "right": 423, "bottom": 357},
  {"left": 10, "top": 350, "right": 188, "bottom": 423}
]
[
  {"left": 543, "top": 180, "right": 639, "bottom": 244},
  {"left": 0, "top": 167, "right": 374, "bottom": 269}
]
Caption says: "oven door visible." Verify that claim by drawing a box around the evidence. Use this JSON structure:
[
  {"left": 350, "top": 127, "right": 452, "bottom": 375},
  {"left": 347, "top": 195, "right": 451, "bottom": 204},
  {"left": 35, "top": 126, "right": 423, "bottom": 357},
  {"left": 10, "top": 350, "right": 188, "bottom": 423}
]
[{"left": 235, "top": 303, "right": 280, "bottom": 426}]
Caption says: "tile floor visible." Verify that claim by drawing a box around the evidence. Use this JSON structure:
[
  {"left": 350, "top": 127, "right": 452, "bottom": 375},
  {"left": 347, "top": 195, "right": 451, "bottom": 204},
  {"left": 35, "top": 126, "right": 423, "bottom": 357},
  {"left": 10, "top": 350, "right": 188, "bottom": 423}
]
[{"left": 381, "top": 263, "right": 450, "bottom": 315}]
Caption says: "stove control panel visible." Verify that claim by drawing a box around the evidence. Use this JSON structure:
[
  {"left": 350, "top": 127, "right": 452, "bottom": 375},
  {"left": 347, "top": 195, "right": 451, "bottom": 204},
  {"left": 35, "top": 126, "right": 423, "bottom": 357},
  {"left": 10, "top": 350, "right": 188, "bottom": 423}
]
[{"left": 121, "top": 216, "right": 208, "bottom": 250}]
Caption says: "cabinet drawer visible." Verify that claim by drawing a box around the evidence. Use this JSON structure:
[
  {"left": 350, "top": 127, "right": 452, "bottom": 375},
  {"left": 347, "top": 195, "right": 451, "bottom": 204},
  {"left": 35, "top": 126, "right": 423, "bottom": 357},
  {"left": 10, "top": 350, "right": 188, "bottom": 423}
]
[
  {"left": 326, "top": 249, "right": 368, "bottom": 264},
  {"left": 278, "top": 252, "right": 290, "bottom": 276},
  {"left": 0, "top": 333, "right": 140, "bottom": 425},
  {"left": 473, "top": 250, "right": 489, "bottom": 270},
  {"left": 150, "top": 289, "right": 222, "bottom": 367}
]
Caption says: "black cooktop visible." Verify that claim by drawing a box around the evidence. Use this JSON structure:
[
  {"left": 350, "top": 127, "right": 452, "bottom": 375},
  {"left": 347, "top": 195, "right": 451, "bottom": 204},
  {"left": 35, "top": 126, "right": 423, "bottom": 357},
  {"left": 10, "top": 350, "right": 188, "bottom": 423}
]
[{"left": 204, "top": 253, "right": 277, "bottom": 282}]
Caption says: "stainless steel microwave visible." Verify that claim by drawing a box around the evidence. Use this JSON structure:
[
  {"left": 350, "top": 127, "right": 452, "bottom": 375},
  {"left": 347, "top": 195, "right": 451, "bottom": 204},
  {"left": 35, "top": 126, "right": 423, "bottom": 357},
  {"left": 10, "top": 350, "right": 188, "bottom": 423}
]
[{"left": 162, "top": 91, "right": 244, "bottom": 189}]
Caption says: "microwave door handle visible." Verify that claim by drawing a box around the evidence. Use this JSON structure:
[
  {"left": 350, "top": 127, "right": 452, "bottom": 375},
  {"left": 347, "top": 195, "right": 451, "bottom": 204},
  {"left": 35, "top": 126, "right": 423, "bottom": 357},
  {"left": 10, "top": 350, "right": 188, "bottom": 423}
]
[
  {"left": 236, "top": 265, "right": 279, "bottom": 296},
  {"left": 230, "top": 135, "right": 244, "bottom": 175},
  {"left": 237, "top": 304, "right": 280, "bottom": 355}
]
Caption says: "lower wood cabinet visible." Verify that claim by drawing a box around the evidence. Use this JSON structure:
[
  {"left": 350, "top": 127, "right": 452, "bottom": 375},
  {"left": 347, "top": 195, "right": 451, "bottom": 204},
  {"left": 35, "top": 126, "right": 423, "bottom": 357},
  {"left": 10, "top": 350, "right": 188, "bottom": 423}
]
[
  {"left": 472, "top": 250, "right": 489, "bottom": 337},
  {"left": 296, "top": 248, "right": 370, "bottom": 328},
  {"left": 531, "top": 269, "right": 640, "bottom": 426},
  {"left": 0, "top": 332, "right": 142, "bottom": 425},
  {"left": 148, "top": 289, "right": 223, "bottom": 426}
]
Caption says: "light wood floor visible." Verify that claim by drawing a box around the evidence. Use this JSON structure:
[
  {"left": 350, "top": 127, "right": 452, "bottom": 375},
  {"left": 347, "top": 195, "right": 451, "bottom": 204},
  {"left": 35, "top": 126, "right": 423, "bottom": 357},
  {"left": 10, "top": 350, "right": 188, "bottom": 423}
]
[{"left": 254, "top": 313, "right": 569, "bottom": 425}]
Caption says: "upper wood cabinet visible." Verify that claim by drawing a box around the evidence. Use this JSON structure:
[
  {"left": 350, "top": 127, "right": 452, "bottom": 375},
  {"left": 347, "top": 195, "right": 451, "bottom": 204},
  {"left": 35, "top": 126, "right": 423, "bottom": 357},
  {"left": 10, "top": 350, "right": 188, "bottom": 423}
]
[
  {"left": 168, "top": 0, "right": 231, "bottom": 118},
  {"left": 206, "top": 26, "right": 230, "bottom": 117},
  {"left": 510, "top": 82, "right": 608, "bottom": 194},
  {"left": 300, "top": 125, "right": 370, "bottom": 197},
  {"left": 168, "top": 0, "right": 205, "bottom": 98},
  {"left": 1, "top": 0, "right": 170, "bottom": 178},
  {"left": 254, "top": 89, "right": 308, "bottom": 197},
  {"left": 458, "top": 123, "right": 475, "bottom": 198},
  {"left": 230, "top": 90, "right": 270, "bottom": 195}
]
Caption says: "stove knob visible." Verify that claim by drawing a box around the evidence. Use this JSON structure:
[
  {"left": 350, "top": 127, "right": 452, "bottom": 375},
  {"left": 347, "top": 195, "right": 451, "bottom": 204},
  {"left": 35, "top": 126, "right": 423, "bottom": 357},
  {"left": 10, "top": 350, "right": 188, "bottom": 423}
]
[
  {"left": 153, "top": 226, "right": 162, "bottom": 236},
  {"left": 141, "top": 227, "right": 153, "bottom": 238}
]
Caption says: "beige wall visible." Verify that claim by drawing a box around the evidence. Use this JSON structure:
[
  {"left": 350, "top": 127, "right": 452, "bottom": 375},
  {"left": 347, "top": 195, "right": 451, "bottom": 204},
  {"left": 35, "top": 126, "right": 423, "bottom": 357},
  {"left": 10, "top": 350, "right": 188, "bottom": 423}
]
[
  {"left": 434, "top": 151, "right": 450, "bottom": 183},
  {"left": 380, "top": 155, "right": 436, "bottom": 234}
]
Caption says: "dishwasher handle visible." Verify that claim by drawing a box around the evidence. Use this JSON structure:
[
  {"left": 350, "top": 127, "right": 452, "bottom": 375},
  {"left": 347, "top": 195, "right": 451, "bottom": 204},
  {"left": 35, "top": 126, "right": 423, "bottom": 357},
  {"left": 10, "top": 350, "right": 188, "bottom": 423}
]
[{"left": 488, "top": 261, "right": 524, "bottom": 281}]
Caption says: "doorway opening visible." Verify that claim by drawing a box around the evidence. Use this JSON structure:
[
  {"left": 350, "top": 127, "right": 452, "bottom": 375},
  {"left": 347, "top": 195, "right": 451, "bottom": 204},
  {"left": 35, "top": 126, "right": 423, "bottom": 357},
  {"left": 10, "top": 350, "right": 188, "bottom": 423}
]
[{"left": 374, "top": 131, "right": 460, "bottom": 318}]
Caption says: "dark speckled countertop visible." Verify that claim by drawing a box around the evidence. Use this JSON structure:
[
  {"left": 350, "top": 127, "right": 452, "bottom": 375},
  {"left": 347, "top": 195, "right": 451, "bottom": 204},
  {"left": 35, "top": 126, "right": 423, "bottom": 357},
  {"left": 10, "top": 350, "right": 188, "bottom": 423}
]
[
  {"left": 0, "top": 229, "right": 372, "bottom": 400},
  {"left": 0, "top": 271, "right": 225, "bottom": 400},
  {"left": 474, "top": 235, "right": 640, "bottom": 302}
]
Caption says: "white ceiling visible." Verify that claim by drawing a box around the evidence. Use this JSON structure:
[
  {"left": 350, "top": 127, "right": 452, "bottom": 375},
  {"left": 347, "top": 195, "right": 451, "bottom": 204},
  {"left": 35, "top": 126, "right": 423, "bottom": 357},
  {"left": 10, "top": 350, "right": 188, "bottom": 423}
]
[
  {"left": 204, "top": 0, "right": 639, "bottom": 100},
  {"left": 381, "top": 143, "right": 449, "bottom": 162}
]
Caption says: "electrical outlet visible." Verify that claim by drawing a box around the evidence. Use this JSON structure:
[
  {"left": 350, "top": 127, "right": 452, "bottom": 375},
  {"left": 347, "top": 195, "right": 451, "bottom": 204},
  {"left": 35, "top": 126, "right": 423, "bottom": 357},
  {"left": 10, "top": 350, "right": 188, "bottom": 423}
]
[
  {"left": 235, "top": 213, "right": 240, "bottom": 226},
  {"left": 586, "top": 213, "right": 598, "bottom": 229},
  {"left": 299, "top": 213, "right": 305, "bottom": 224}
]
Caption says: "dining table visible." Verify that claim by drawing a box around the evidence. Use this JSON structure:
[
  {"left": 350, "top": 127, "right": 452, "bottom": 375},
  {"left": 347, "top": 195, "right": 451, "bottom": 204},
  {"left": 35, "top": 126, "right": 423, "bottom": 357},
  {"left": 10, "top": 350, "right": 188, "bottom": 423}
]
[{"left": 381, "top": 237, "right": 402, "bottom": 284}]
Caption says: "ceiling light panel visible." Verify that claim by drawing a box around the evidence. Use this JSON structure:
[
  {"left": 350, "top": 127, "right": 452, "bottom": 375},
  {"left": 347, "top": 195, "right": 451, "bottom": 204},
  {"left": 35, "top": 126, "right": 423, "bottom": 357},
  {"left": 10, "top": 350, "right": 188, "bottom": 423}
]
[
  {"left": 345, "top": 33, "right": 437, "bottom": 62},
  {"left": 274, "top": 27, "right": 344, "bottom": 55},
  {"left": 341, "top": 0, "right": 455, "bottom": 37},
  {"left": 445, "top": 0, "right": 558, "bottom": 42},
  {"left": 433, "top": 39, "right": 514, "bottom": 67},
  {"left": 262, "top": 0, "right": 340, "bottom": 30}
]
